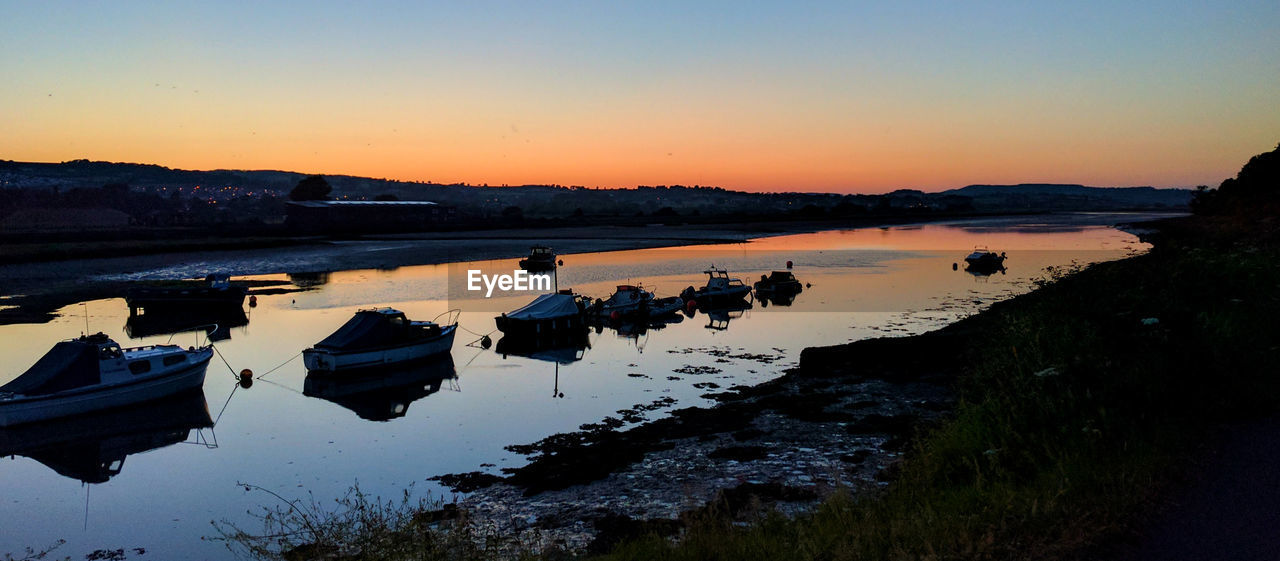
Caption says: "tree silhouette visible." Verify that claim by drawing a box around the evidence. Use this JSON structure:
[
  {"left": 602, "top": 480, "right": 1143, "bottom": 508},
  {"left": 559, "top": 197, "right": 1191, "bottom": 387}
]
[
  {"left": 1194, "top": 142, "right": 1279, "bottom": 216},
  {"left": 289, "top": 175, "right": 332, "bottom": 201}
]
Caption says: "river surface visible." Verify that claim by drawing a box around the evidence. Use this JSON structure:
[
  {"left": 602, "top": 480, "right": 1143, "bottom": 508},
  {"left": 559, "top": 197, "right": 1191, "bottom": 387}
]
[{"left": 0, "top": 213, "right": 1163, "bottom": 559}]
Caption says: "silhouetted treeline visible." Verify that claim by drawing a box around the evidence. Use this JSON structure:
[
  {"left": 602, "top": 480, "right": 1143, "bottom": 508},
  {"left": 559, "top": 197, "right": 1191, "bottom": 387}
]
[
  {"left": 1191, "top": 142, "right": 1280, "bottom": 217},
  {"left": 0, "top": 159, "right": 1194, "bottom": 237}
]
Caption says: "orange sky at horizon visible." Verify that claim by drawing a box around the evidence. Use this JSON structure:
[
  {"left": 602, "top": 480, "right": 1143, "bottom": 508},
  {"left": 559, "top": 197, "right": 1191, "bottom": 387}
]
[{"left": 2, "top": 3, "right": 1276, "bottom": 194}]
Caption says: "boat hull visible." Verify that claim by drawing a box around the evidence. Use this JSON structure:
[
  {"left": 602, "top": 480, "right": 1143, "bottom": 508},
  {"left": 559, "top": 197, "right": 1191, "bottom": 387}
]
[
  {"left": 495, "top": 314, "right": 585, "bottom": 339},
  {"left": 688, "top": 286, "right": 752, "bottom": 307},
  {"left": 125, "top": 286, "right": 247, "bottom": 310},
  {"left": 964, "top": 255, "right": 1006, "bottom": 273},
  {"left": 303, "top": 325, "right": 457, "bottom": 372},
  {"left": 519, "top": 258, "right": 556, "bottom": 272},
  {"left": 0, "top": 354, "right": 212, "bottom": 428}
]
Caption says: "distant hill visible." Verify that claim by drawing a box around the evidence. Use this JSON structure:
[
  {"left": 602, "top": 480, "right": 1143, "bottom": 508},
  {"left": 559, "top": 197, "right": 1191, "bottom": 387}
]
[
  {"left": 0, "top": 160, "right": 1192, "bottom": 222},
  {"left": 944, "top": 183, "right": 1192, "bottom": 210}
]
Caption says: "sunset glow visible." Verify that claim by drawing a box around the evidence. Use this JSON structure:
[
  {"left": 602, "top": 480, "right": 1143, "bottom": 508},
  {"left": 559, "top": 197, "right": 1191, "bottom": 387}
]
[{"left": 2, "top": 2, "right": 1277, "bottom": 192}]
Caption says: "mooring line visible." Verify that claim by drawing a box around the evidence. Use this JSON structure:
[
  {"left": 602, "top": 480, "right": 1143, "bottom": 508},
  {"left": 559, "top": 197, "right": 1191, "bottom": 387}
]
[{"left": 255, "top": 353, "right": 301, "bottom": 381}]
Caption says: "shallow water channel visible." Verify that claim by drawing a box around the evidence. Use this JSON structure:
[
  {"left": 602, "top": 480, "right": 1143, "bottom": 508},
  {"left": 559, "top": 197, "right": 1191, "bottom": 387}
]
[{"left": 0, "top": 213, "right": 1160, "bottom": 559}]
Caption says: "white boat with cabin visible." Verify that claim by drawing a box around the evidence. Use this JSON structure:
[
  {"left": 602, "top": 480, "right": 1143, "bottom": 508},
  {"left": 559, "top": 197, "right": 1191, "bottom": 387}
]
[{"left": 0, "top": 333, "right": 212, "bottom": 427}]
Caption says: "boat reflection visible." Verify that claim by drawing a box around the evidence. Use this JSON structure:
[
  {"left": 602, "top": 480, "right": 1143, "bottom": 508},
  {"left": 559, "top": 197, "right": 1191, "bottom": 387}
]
[
  {"left": 963, "top": 264, "right": 1008, "bottom": 278},
  {"left": 0, "top": 389, "right": 214, "bottom": 484},
  {"left": 757, "top": 291, "right": 799, "bottom": 307},
  {"left": 288, "top": 271, "right": 332, "bottom": 288},
  {"left": 700, "top": 301, "right": 753, "bottom": 331},
  {"left": 589, "top": 314, "right": 684, "bottom": 345},
  {"left": 303, "top": 355, "right": 457, "bottom": 422},
  {"left": 495, "top": 334, "right": 590, "bottom": 399},
  {"left": 124, "top": 307, "right": 249, "bottom": 340},
  {"left": 494, "top": 332, "right": 589, "bottom": 364}
]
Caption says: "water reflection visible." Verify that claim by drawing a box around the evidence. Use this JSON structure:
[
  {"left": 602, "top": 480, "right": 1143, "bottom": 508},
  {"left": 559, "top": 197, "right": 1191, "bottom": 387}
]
[
  {"left": 701, "top": 301, "right": 753, "bottom": 331},
  {"left": 963, "top": 264, "right": 1008, "bottom": 278},
  {"left": 589, "top": 313, "right": 684, "bottom": 343},
  {"left": 288, "top": 271, "right": 332, "bottom": 288},
  {"left": 0, "top": 390, "right": 214, "bottom": 484},
  {"left": 0, "top": 213, "right": 1168, "bottom": 559},
  {"left": 303, "top": 355, "right": 458, "bottom": 422},
  {"left": 124, "top": 307, "right": 249, "bottom": 340},
  {"left": 494, "top": 335, "right": 590, "bottom": 399},
  {"left": 494, "top": 333, "right": 589, "bottom": 364}
]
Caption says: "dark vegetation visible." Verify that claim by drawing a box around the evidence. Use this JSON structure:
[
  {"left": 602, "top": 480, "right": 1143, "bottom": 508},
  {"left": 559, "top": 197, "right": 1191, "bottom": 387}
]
[
  {"left": 206, "top": 144, "right": 1277, "bottom": 560},
  {"left": 0, "top": 159, "right": 1190, "bottom": 255}
]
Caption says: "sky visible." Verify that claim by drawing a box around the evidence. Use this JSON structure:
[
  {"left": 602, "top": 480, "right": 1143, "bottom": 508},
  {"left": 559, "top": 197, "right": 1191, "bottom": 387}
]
[{"left": 1, "top": 1, "right": 1277, "bottom": 193}]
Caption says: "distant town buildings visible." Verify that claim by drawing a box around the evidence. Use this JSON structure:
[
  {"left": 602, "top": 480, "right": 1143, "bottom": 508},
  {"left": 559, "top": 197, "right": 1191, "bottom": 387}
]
[{"left": 285, "top": 200, "right": 456, "bottom": 233}]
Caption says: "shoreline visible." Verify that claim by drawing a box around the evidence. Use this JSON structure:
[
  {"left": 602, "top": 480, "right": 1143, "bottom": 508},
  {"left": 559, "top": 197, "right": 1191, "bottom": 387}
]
[
  {"left": 390, "top": 212, "right": 1278, "bottom": 559},
  {"left": 0, "top": 213, "right": 1042, "bottom": 326},
  {"left": 0, "top": 211, "right": 1178, "bottom": 327}
]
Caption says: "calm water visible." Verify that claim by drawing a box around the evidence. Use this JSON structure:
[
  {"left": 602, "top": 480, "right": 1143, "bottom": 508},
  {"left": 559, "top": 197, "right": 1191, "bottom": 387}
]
[{"left": 0, "top": 214, "right": 1157, "bottom": 559}]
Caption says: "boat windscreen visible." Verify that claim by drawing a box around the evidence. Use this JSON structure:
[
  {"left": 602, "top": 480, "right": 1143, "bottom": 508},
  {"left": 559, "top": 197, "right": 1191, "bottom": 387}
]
[{"left": 0, "top": 341, "right": 102, "bottom": 396}]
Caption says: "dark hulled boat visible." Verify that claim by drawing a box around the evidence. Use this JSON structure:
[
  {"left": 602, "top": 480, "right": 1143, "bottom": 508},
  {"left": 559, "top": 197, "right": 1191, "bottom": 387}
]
[
  {"left": 125, "top": 274, "right": 248, "bottom": 313},
  {"left": 303, "top": 309, "right": 458, "bottom": 373},
  {"left": 495, "top": 292, "right": 589, "bottom": 339},
  {"left": 519, "top": 246, "right": 557, "bottom": 272}
]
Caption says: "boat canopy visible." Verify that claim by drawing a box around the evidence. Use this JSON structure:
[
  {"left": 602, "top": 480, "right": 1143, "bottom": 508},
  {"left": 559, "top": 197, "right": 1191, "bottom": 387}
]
[
  {"left": 0, "top": 339, "right": 102, "bottom": 396},
  {"left": 314, "top": 309, "right": 422, "bottom": 351},
  {"left": 505, "top": 293, "right": 580, "bottom": 321}
]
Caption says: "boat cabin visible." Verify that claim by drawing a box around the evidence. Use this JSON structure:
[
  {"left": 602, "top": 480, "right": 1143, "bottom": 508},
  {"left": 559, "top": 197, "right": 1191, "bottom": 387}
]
[
  {"left": 702, "top": 267, "right": 746, "bottom": 289},
  {"left": 0, "top": 333, "right": 198, "bottom": 398}
]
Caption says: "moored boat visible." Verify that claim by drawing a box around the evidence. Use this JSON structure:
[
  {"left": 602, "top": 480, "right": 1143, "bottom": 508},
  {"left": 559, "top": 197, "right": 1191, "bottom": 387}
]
[
  {"left": 519, "top": 245, "right": 558, "bottom": 271},
  {"left": 125, "top": 274, "right": 248, "bottom": 313},
  {"left": 964, "top": 247, "right": 1007, "bottom": 272},
  {"left": 681, "top": 266, "right": 752, "bottom": 308},
  {"left": 124, "top": 306, "right": 249, "bottom": 340},
  {"left": 303, "top": 309, "right": 458, "bottom": 373},
  {"left": 0, "top": 333, "right": 213, "bottom": 427},
  {"left": 591, "top": 284, "right": 655, "bottom": 318},
  {"left": 646, "top": 295, "right": 685, "bottom": 317},
  {"left": 495, "top": 291, "right": 589, "bottom": 338},
  {"left": 753, "top": 271, "right": 803, "bottom": 294}
]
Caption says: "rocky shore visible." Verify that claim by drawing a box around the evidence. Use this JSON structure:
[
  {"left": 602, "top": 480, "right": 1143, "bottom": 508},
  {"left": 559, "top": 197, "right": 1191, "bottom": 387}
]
[{"left": 434, "top": 328, "right": 974, "bottom": 553}]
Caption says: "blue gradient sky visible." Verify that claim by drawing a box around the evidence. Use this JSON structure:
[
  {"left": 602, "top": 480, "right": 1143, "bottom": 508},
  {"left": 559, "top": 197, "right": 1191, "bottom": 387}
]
[{"left": 2, "top": 1, "right": 1277, "bottom": 192}]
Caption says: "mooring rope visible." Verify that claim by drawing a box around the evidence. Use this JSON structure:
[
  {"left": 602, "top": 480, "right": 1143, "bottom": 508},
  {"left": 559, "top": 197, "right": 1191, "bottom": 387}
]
[
  {"left": 255, "top": 377, "right": 304, "bottom": 396},
  {"left": 457, "top": 324, "right": 496, "bottom": 339},
  {"left": 211, "top": 345, "right": 238, "bottom": 381},
  {"left": 214, "top": 384, "right": 238, "bottom": 425},
  {"left": 255, "top": 353, "right": 301, "bottom": 381}
]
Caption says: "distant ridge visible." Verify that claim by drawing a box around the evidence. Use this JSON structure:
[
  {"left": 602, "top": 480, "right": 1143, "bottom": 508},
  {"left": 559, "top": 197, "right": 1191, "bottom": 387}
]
[
  {"left": 0, "top": 160, "right": 1192, "bottom": 215},
  {"left": 942, "top": 183, "right": 1192, "bottom": 210}
]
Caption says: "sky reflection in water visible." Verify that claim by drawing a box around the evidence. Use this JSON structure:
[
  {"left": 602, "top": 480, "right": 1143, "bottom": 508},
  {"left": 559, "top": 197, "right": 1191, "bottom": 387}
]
[{"left": 0, "top": 214, "right": 1152, "bottom": 560}]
